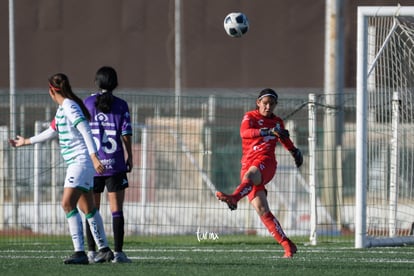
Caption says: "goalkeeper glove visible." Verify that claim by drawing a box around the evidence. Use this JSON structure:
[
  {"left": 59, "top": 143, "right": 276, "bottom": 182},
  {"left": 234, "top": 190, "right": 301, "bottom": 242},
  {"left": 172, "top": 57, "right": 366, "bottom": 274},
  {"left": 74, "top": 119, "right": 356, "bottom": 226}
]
[
  {"left": 290, "top": 148, "right": 303, "bottom": 168},
  {"left": 260, "top": 127, "right": 290, "bottom": 139},
  {"left": 260, "top": 128, "right": 271, "bottom": 137},
  {"left": 271, "top": 125, "right": 290, "bottom": 140}
]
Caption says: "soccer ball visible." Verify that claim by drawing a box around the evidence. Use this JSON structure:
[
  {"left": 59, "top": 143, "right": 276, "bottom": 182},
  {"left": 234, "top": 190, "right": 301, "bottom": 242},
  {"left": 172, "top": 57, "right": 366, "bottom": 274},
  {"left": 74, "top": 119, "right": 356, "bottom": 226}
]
[{"left": 223, "top": 12, "right": 249, "bottom": 38}]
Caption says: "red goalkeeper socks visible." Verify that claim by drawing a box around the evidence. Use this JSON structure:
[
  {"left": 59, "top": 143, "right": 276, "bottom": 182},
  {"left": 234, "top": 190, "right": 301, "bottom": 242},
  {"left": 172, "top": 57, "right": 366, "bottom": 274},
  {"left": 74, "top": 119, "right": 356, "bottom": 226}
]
[
  {"left": 260, "top": 212, "right": 287, "bottom": 243},
  {"left": 231, "top": 179, "right": 253, "bottom": 201}
]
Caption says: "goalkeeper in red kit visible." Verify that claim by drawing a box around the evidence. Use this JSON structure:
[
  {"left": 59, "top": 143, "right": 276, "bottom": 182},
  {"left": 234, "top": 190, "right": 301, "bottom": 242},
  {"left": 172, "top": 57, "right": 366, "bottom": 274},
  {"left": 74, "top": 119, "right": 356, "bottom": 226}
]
[{"left": 216, "top": 88, "right": 303, "bottom": 258}]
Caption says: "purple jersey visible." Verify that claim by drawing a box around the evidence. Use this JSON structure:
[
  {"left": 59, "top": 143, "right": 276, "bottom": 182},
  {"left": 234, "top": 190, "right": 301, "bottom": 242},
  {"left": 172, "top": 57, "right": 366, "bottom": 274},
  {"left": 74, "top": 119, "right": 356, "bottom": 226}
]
[{"left": 84, "top": 93, "right": 132, "bottom": 176}]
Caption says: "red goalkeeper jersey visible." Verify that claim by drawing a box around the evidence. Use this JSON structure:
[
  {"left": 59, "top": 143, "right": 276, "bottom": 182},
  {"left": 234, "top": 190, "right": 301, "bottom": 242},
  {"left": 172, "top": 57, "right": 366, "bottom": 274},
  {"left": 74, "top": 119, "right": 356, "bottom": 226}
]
[{"left": 240, "top": 110, "right": 295, "bottom": 166}]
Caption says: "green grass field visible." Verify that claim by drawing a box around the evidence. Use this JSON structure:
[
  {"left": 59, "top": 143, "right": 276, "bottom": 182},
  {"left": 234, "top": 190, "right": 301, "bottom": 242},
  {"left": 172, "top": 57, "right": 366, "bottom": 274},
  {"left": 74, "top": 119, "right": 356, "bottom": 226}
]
[{"left": 0, "top": 235, "right": 413, "bottom": 276}]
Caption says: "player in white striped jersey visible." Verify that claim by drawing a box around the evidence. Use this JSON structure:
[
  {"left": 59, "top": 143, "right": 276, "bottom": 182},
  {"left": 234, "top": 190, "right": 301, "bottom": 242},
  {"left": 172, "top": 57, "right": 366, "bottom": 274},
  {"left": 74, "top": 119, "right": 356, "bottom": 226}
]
[{"left": 9, "top": 73, "right": 114, "bottom": 264}]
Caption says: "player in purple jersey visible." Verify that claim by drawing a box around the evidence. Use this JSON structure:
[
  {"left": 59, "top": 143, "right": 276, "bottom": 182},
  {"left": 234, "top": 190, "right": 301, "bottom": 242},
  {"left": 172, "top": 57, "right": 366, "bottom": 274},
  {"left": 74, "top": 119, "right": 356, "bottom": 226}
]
[
  {"left": 83, "top": 66, "right": 133, "bottom": 263},
  {"left": 9, "top": 73, "right": 114, "bottom": 264}
]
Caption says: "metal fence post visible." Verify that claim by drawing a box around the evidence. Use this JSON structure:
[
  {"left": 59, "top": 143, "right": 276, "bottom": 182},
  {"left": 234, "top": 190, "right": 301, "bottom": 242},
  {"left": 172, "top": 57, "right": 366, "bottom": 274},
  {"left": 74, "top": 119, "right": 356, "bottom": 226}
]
[{"left": 308, "top": 93, "right": 318, "bottom": 245}]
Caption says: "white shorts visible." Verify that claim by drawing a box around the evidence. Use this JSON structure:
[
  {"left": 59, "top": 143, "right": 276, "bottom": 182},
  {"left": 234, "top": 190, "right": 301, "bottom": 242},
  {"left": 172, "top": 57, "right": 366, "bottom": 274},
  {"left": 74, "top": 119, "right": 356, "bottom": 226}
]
[{"left": 64, "top": 164, "right": 95, "bottom": 191}]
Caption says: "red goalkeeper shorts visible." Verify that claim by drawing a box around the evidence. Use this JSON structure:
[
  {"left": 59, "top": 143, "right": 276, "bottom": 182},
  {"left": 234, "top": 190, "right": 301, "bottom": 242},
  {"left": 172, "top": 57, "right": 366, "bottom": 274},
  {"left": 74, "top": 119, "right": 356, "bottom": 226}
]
[{"left": 240, "top": 157, "right": 277, "bottom": 201}]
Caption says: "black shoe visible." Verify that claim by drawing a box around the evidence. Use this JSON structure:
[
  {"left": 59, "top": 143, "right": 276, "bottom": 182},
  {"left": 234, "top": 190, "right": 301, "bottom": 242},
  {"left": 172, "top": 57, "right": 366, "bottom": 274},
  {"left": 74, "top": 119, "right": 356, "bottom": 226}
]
[
  {"left": 64, "top": 251, "right": 89, "bottom": 265},
  {"left": 94, "top": 247, "right": 114, "bottom": 263},
  {"left": 112, "top": 251, "right": 132, "bottom": 263}
]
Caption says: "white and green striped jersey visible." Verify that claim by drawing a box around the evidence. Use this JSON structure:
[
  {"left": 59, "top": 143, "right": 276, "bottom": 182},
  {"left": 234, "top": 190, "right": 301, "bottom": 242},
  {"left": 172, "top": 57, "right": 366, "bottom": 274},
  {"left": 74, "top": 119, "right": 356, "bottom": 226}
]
[{"left": 52, "top": 99, "right": 90, "bottom": 165}]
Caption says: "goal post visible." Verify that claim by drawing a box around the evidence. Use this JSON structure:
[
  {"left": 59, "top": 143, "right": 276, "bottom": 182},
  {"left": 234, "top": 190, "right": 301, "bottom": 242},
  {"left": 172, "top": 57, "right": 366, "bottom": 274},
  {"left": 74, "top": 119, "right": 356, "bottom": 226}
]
[{"left": 356, "top": 6, "right": 414, "bottom": 248}]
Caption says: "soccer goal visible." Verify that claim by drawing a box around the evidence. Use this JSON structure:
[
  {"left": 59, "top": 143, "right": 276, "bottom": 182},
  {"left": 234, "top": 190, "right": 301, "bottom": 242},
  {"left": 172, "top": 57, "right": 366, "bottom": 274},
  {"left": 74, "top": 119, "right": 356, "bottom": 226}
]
[{"left": 356, "top": 6, "right": 414, "bottom": 248}]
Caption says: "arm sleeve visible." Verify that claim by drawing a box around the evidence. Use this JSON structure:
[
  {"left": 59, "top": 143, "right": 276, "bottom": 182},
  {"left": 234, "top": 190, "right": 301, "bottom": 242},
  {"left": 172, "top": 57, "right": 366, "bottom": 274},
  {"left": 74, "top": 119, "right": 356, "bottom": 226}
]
[
  {"left": 121, "top": 103, "right": 133, "bottom": 136},
  {"left": 280, "top": 137, "right": 296, "bottom": 151},
  {"left": 76, "top": 120, "right": 98, "bottom": 155},
  {"left": 240, "top": 114, "right": 261, "bottom": 138},
  {"left": 277, "top": 120, "right": 296, "bottom": 151},
  {"left": 29, "top": 127, "right": 57, "bottom": 144}
]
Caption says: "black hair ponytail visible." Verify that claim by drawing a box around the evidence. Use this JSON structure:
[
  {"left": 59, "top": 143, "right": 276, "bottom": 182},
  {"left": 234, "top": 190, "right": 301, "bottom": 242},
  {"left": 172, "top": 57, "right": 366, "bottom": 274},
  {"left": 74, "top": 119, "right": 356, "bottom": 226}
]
[{"left": 94, "top": 66, "right": 118, "bottom": 113}]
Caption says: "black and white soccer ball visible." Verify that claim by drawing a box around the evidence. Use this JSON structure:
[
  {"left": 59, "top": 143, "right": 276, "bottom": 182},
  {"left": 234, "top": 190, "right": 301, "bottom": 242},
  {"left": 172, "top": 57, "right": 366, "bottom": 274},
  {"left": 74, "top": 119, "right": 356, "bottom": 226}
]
[{"left": 223, "top": 12, "right": 249, "bottom": 38}]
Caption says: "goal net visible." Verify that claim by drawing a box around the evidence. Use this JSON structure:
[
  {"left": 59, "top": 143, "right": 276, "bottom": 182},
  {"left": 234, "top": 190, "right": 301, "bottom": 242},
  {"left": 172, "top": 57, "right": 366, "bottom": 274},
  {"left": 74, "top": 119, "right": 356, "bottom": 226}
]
[{"left": 356, "top": 6, "right": 414, "bottom": 248}]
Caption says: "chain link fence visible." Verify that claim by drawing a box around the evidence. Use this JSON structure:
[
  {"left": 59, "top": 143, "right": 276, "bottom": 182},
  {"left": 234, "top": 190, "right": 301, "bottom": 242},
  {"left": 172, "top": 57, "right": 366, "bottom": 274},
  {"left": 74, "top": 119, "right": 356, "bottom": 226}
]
[{"left": 0, "top": 90, "right": 357, "bottom": 243}]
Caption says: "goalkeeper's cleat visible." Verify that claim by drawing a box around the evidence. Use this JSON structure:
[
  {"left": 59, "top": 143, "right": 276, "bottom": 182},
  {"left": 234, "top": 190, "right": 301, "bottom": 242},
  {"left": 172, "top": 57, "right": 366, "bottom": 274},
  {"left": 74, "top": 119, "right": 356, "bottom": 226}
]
[
  {"left": 112, "top": 251, "right": 132, "bottom": 263},
  {"left": 63, "top": 251, "right": 89, "bottom": 265},
  {"left": 216, "top": 191, "right": 238, "bottom": 211},
  {"left": 94, "top": 247, "right": 114, "bottom": 263},
  {"left": 87, "top": 251, "right": 97, "bottom": 264},
  {"left": 281, "top": 238, "right": 297, "bottom": 258}
]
